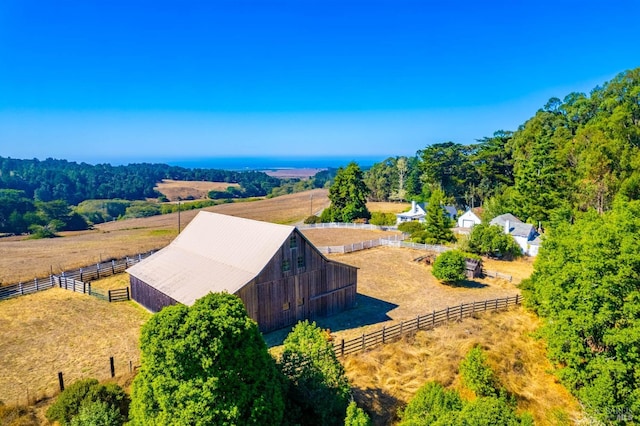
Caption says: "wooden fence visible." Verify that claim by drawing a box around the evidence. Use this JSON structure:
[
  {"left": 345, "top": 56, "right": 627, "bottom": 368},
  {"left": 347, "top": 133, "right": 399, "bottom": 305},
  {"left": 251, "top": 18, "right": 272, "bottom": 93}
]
[
  {"left": 0, "top": 251, "right": 153, "bottom": 302},
  {"left": 53, "top": 275, "right": 130, "bottom": 302},
  {"left": 483, "top": 270, "right": 513, "bottom": 282},
  {"left": 333, "top": 295, "right": 521, "bottom": 357}
]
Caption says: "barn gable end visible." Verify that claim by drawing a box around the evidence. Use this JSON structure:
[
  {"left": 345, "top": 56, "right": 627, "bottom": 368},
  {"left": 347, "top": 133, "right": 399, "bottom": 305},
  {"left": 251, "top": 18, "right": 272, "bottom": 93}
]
[{"left": 127, "top": 211, "right": 357, "bottom": 332}]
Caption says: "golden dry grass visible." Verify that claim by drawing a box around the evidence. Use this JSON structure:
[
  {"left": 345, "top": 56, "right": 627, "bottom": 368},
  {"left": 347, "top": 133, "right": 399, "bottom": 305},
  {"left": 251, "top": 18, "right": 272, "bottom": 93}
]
[
  {"left": 367, "top": 201, "right": 410, "bottom": 214},
  {"left": 343, "top": 307, "right": 584, "bottom": 426},
  {"left": 0, "top": 189, "right": 330, "bottom": 284},
  {"left": 301, "top": 228, "right": 402, "bottom": 247},
  {"left": 154, "top": 179, "right": 240, "bottom": 201},
  {"left": 0, "top": 288, "right": 150, "bottom": 406}
]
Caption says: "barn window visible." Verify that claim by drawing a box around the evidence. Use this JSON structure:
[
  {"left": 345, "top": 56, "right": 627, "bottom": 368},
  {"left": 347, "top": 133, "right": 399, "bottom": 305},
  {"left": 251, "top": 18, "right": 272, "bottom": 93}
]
[
  {"left": 297, "top": 256, "right": 305, "bottom": 268},
  {"left": 289, "top": 235, "right": 297, "bottom": 249},
  {"left": 282, "top": 301, "right": 290, "bottom": 311},
  {"left": 297, "top": 298, "right": 305, "bottom": 306},
  {"left": 282, "top": 260, "right": 291, "bottom": 272}
]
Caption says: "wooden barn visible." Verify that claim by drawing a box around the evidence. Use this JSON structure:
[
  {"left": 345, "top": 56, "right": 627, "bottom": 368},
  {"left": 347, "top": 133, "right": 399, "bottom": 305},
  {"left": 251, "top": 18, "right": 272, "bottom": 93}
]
[
  {"left": 126, "top": 211, "right": 358, "bottom": 332},
  {"left": 465, "top": 258, "right": 483, "bottom": 279}
]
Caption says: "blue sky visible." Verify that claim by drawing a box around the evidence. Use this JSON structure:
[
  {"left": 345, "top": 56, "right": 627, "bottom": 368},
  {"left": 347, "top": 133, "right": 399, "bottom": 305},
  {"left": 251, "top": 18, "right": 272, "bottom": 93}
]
[{"left": 0, "top": 0, "right": 639, "bottom": 166}]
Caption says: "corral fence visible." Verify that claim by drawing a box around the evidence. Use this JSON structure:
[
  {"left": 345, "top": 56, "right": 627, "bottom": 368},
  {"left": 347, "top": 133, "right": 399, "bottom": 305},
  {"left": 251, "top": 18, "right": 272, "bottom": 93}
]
[
  {"left": 483, "top": 269, "right": 513, "bottom": 282},
  {"left": 297, "top": 222, "right": 398, "bottom": 231},
  {"left": 0, "top": 250, "right": 155, "bottom": 302},
  {"left": 333, "top": 295, "right": 521, "bottom": 357}
]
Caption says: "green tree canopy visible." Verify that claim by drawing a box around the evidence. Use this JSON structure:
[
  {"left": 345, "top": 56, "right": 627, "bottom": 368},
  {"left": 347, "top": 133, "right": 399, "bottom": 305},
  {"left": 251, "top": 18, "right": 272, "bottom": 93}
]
[
  {"left": 279, "top": 320, "right": 351, "bottom": 426},
  {"left": 422, "top": 189, "right": 455, "bottom": 244},
  {"left": 431, "top": 250, "right": 466, "bottom": 284},
  {"left": 522, "top": 200, "right": 640, "bottom": 421},
  {"left": 130, "top": 292, "right": 284, "bottom": 426},
  {"left": 467, "top": 223, "right": 522, "bottom": 259},
  {"left": 324, "top": 162, "right": 370, "bottom": 223}
]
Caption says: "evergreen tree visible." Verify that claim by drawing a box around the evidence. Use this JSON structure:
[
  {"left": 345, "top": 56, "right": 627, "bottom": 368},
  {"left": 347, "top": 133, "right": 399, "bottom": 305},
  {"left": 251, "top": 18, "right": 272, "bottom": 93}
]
[
  {"left": 325, "top": 162, "right": 370, "bottom": 223},
  {"left": 423, "top": 189, "right": 455, "bottom": 244}
]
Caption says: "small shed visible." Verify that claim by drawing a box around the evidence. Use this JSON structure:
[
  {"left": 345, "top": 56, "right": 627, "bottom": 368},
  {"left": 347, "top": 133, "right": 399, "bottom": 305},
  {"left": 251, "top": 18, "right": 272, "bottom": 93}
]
[
  {"left": 127, "top": 211, "right": 358, "bottom": 333},
  {"left": 457, "top": 209, "right": 482, "bottom": 228},
  {"left": 465, "top": 258, "right": 483, "bottom": 279}
]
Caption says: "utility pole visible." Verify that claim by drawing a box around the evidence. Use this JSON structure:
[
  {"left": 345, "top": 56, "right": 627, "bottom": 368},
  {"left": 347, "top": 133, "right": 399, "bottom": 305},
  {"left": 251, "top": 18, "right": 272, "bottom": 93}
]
[{"left": 178, "top": 200, "right": 181, "bottom": 233}]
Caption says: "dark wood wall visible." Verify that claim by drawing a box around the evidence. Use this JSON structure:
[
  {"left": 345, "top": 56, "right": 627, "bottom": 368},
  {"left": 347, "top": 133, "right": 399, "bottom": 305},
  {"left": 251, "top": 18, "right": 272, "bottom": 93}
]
[
  {"left": 130, "top": 275, "right": 178, "bottom": 313},
  {"left": 240, "top": 229, "right": 357, "bottom": 333}
]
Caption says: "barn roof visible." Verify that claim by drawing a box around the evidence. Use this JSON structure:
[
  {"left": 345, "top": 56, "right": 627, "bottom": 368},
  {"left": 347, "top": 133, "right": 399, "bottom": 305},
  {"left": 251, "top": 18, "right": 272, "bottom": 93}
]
[{"left": 126, "top": 211, "right": 294, "bottom": 306}]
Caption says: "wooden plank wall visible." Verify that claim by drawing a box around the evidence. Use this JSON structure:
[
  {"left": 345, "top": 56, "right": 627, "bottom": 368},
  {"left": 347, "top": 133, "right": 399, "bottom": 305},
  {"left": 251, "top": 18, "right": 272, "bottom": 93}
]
[{"left": 130, "top": 275, "right": 178, "bottom": 313}]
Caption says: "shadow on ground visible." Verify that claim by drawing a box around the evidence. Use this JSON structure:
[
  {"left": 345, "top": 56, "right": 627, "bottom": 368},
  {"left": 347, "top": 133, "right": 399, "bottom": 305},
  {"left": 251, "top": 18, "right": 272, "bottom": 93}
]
[
  {"left": 264, "top": 294, "right": 398, "bottom": 347},
  {"left": 352, "top": 387, "right": 403, "bottom": 426},
  {"left": 447, "top": 279, "right": 488, "bottom": 289}
]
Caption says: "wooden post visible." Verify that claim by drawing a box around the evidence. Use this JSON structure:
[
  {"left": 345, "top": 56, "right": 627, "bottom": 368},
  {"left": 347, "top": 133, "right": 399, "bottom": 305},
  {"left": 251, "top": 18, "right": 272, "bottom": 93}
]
[
  {"left": 484, "top": 300, "right": 487, "bottom": 311},
  {"left": 460, "top": 304, "right": 463, "bottom": 319},
  {"left": 472, "top": 301, "right": 475, "bottom": 314},
  {"left": 96, "top": 263, "right": 100, "bottom": 279},
  {"left": 126, "top": 287, "right": 130, "bottom": 300},
  {"left": 361, "top": 333, "right": 365, "bottom": 351},
  {"left": 108, "top": 290, "right": 112, "bottom": 303},
  {"left": 515, "top": 294, "right": 520, "bottom": 305},
  {"left": 495, "top": 298, "right": 499, "bottom": 310},
  {"left": 417, "top": 315, "right": 420, "bottom": 330},
  {"left": 110, "top": 357, "right": 115, "bottom": 378},
  {"left": 400, "top": 321, "right": 403, "bottom": 336},
  {"left": 446, "top": 306, "right": 449, "bottom": 321},
  {"left": 35, "top": 277, "right": 38, "bottom": 291},
  {"left": 340, "top": 339, "right": 345, "bottom": 357},
  {"left": 432, "top": 310, "right": 435, "bottom": 327},
  {"left": 88, "top": 282, "right": 92, "bottom": 295},
  {"left": 58, "top": 372, "right": 64, "bottom": 391},
  {"left": 80, "top": 268, "right": 83, "bottom": 282},
  {"left": 382, "top": 326, "right": 386, "bottom": 344},
  {"left": 111, "top": 260, "right": 115, "bottom": 275},
  {"left": 83, "top": 281, "right": 86, "bottom": 294},
  {"left": 19, "top": 282, "right": 23, "bottom": 295}
]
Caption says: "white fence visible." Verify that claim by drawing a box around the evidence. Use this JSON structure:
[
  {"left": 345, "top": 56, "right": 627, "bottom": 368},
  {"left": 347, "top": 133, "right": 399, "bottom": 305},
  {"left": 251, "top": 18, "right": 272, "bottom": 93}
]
[{"left": 297, "top": 222, "right": 398, "bottom": 231}]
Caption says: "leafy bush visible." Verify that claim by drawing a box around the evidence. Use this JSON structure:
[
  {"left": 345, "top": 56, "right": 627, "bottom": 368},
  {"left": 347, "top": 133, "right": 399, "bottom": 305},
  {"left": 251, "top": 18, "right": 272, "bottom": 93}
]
[
  {"left": 304, "top": 215, "right": 321, "bottom": 224},
  {"left": 459, "top": 346, "right": 498, "bottom": 398},
  {"left": 369, "top": 212, "right": 397, "bottom": 226},
  {"left": 279, "top": 320, "right": 350, "bottom": 426},
  {"left": 467, "top": 223, "right": 522, "bottom": 259},
  {"left": 431, "top": 250, "right": 466, "bottom": 283},
  {"left": 70, "top": 401, "right": 122, "bottom": 426},
  {"left": 344, "top": 401, "right": 371, "bottom": 426},
  {"left": 399, "top": 381, "right": 462, "bottom": 425},
  {"left": 397, "top": 221, "right": 424, "bottom": 235},
  {"left": 123, "top": 202, "right": 161, "bottom": 218}
]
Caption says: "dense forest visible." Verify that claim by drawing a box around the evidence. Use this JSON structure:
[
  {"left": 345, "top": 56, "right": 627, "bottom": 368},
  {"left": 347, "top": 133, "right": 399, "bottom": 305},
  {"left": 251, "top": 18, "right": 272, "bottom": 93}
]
[{"left": 364, "top": 68, "right": 640, "bottom": 228}]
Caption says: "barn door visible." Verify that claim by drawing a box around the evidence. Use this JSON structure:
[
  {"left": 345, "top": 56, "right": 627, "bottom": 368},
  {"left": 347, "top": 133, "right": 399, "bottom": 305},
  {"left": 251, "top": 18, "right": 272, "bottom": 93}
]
[{"left": 295, "top": 273, "right": 309, "bottom": 321}]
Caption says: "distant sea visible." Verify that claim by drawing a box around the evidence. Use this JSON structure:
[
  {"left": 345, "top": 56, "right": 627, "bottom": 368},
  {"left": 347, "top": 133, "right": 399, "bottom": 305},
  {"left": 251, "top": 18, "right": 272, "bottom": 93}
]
[{"left": 164, "top": 156, "right": 389, "bottom": 171}]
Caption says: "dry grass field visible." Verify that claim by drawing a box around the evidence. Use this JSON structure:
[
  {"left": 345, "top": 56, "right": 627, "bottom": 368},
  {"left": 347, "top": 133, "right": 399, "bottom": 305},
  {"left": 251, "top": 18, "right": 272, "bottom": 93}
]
[
  {"left": 342, "top": 307, "right": 584, "bottom": 425},
  {"left": 0, "top": 288, "right": 150, "bottom": 406},
  {"left": 154, "top": 179, "right": 240, "bottom": 201}
]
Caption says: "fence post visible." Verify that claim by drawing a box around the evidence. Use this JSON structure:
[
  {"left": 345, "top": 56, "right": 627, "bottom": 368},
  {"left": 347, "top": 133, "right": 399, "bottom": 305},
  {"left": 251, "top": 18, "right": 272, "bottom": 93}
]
[
  {"left": 108, "top": 290, "right": 112, "bottom": 303},
  {"left": 96, "top": 263, "right": 100, "bottom": 279},
  {"left": 382, "top": 326, "right": 386, "bottom": 344},
  {"left": 361, "top": 333, "right": 365, "bottom": 352},
  {"left": 126, "top": 287, "right": 130, "bottom": 300},
  {"left": 110, "top": 357, "right": 115, "bottom": 378},
  {"left": 432, "top": 310, "right": 435, "bottom": 327},
  {"left": 35, "top": 277, "right": 38, "bottom": 291},
  {"left": 484, "top": 300, "right": 487, "bottom": 311},
  {"left": 400, "top": 321, "right": 403, "bottom": 336},
  {"left": 495, "top": 299, "right": 499, "bottom": 310},
  {"left": 417, "top": 315, "right": 420, "bottom": 330},
  {"left": 80, "top": 268, "right": 83, "bottom": 282},
  {"left": 515, "top": 294, "right": 520, "bottom": 305},
  {"left": 341, "top": 339, "right": 345, "bottom": 357},
  {"left": 19, "top": 282, "right": 23, "bottom": 295},
  {"left": 83, "top": 281, "right": 86, "bottom": 294},
  {"left": 58, "top": 372, "right": 64, "bottom": 391},
  {"left": 112, "top": 260, "right": 116, "bottom": 275},
  {"left": 460, "top": 304, "right": 463, "bottom": 319},
  {"left": 88, "top": 282, "right": 92, "bottom": 295},
  {"left": 446, "top": 306, "right": 449, "bottom": 321}
]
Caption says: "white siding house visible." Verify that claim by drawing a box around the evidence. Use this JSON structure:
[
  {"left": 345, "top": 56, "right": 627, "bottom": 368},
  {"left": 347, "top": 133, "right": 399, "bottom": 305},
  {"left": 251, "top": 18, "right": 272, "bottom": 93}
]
[
  {"left": 489, "top": 213, "right": 539, "bottom": 256},
  {"left": 457, "top": 210, "right": 482, "bottom": 228},
  {"left": 396, "top": 201, "right": 457, "bottom": 224}
]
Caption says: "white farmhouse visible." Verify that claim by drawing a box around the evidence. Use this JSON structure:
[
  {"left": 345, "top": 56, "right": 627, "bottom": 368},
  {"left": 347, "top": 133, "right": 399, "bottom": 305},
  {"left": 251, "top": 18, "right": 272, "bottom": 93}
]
[
  {"left": 457, "top": 209, "right": 482, "bottom": 228},
  {"left": 489, "top": 213, "right": 540, "bottom": 256},
  {"left": 396, "top": 201, "right": 457, "bottom": 224}
]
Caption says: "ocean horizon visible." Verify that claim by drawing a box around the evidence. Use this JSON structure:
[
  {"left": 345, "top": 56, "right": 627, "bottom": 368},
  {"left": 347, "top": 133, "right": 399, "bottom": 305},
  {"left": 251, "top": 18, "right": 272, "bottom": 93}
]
[{"left": 163, "top": 155, "right": 390, "bottom": 171}]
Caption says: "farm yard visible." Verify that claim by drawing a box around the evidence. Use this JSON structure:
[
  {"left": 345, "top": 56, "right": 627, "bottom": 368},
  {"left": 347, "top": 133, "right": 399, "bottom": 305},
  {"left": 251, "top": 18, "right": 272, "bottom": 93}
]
[
  {"left": 154, "top": 179, "right": 240, "bottom": 201},
  {"left": 0, "top": 190, "right": 568, "bottom": 424}
]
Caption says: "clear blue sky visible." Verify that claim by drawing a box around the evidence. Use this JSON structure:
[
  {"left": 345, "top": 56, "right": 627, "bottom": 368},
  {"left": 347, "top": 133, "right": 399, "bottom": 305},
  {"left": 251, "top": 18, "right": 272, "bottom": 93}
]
[{"left": 1, "top": 0, "right": 639, "bottom": 165}]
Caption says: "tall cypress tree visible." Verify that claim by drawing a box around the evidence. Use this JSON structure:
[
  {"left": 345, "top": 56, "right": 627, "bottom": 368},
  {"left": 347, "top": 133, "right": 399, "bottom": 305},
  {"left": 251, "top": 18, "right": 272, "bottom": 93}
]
[{"left": 423, "top": 189, "right": 455, "bottom": 244}]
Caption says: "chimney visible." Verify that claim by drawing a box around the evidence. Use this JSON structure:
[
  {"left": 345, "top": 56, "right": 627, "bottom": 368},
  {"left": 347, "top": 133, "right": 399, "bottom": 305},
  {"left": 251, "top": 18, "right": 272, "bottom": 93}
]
[
  {"left": 412, "top": 200, "right": 417, "bottom": 213},
  {"left": 504, "top": 219, "right": 510, "bottom": 234}
]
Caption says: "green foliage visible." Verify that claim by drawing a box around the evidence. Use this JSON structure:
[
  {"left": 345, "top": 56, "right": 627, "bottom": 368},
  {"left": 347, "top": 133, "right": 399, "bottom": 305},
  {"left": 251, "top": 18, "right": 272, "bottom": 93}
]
[
  {"left": 326, "top": 162, "right": 371, "bottom": 223},
  {"left": 304, "top": 215, "right": 321, "bottom": 224},
  {"left": 422, "top": 189, "right": 455, "bottom": 244},
  {"left": 124, "top": 201, "right": 161, "bottom": 218},
  {"left": 130, "top": 292, "right": 284, "bottom": 426},
  {"left": 70, "top": 401, "right": 122, "bottom": 426},
  {"left": 279, "top": 320, "right": 350, "bottom": 426},
  {"left": 459, "top": 346, "right": 499, "bottom": 397},
  {"left": 522, "top": 200, "right": 640, "bottom": 421},
  {"left": 363, "top": 156, "right": 419, "bottom": 202},
  {"left": 399, "top": 381, "right": 463, "bottom": 425},
  {"left": 467, "top": 223, "right": 522, "bottom": 259},
  {"left": 369, "top": 212, "right": 397, "bottom": 226},
  {"left": 431, "top": 250, "right": 466, "bottom": 283},
  {"left": 344, "top": 401, "right": 371, "bottom": 426},
  {"left": 456, "top": 396, "right": 525, "bottom": 426},
  {"left": 160, "top": 199, "right": 218, "bottom": 214},
  {"left": 45, "top": 378, "right": 128, "bottom": 426},
  {"left": 397, "top": 220, "right": 425, "bottom": 236}
]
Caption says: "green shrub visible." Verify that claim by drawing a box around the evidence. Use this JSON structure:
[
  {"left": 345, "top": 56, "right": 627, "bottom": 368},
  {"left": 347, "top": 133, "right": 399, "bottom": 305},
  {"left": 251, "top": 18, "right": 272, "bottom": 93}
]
[
  {"left": 70, "top": 401, "right": 122, "bottom": 426},
  {"left": 459, "top": 346, "right": 498, "bottom": 398},
  {"left": 46, "top": 379, "right": 129, "bottom": 426},
  {"left": 344, "top": 401, "right": 371, "bottom": 426},
  {"left": 369, "top": 212, "right": 397, "bottom": 226},
  {"left": 304, "top": 215, "right": 321, "bottom": 224},
  {"left": 46, "top": 378, "right": 100, "bottom": 425},
  {"left": 468, "top": 223, "right": 522, "bottom": 259},
  {"left": 397, "top": 221, "right": 424, "bottom": 235},
  {"left": 431, "top": 250, "right": 466, "bottom": 283},
  {"left": 399, "top": 381, "right": 462, "bottom": 425}
]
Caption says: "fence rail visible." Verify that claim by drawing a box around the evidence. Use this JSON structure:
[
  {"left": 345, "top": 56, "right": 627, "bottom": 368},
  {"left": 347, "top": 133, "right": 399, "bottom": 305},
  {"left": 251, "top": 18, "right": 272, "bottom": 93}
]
[
  {"left": 297, "top": 222, "right": 398, "bottom": 231},
  {"left": 333, "top": 295, "right": 521, "bottom": 357},
  {"left": 0, "top": 251, "right": 153, "bottom": 302},
  {"left": 483, "top": 270, "right": 513, "bottom": 282}
]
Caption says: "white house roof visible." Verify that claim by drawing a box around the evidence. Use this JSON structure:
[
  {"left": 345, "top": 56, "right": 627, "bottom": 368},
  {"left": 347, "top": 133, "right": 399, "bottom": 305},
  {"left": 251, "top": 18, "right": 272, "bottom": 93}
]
[
  {"left": 490, "top": 214, "right": 535, "bottom": 238},
  {"left": 396, "top": 201, "right": 426, "bottom": 219},
  {"left": 127, "top": 211, "right": 294, "bottom": 305}
]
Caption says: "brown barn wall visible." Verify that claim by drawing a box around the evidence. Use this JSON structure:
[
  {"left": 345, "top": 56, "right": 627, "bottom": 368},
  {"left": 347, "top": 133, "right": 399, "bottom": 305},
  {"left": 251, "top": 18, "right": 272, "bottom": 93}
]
[{"left": 130, "top": 275, "right": 179, "bottom": 313}]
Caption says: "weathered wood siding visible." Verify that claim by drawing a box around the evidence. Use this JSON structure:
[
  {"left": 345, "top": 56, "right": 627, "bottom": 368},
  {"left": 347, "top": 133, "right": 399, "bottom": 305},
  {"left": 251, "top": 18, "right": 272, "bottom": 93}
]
[
  {"left": 130, "top": 275, "right": 178, "bottom": 313},
  {"left": 241, "top": 229, "right": 357, "bottom": 333}
]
